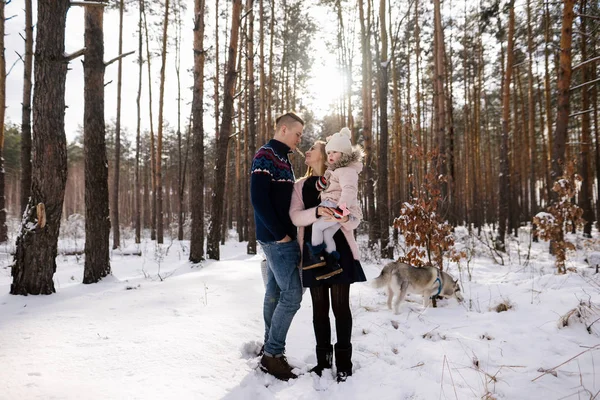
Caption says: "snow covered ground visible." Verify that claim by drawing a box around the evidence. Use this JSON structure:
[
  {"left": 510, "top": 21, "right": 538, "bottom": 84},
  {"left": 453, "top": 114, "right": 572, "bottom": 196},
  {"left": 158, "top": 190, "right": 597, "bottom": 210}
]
[{"left": 1, "top": 226, "right": 599, "bottom": 399}]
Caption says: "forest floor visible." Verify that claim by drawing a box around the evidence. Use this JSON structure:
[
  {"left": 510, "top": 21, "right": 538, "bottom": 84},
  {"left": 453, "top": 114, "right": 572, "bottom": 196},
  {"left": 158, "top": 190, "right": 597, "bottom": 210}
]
[{"left": 1, "top": 222, "right": 599, "bottom": 399}]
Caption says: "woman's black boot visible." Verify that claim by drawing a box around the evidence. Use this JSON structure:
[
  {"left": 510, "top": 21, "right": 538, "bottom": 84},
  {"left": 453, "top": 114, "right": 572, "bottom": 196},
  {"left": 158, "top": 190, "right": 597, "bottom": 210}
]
[
  {"left": 309, "top": 345, "right": 333, "bottom": 376},
  {"left": 315, "top": 251, "right": 343, "bottom": 280},
  {"left": 335, "top": 343, "right": 353, "bottom": 382}
]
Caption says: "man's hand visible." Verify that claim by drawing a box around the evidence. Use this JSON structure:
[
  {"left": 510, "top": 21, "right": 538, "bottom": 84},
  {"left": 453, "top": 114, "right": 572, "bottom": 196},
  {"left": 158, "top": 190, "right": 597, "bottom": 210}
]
[{"left": 277, "top": 235, "right": 292, "bottom": 243}]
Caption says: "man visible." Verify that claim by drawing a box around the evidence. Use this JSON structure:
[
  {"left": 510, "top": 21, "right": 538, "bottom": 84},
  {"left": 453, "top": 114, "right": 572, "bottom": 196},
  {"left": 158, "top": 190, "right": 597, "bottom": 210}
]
[{"left": 250, "top": 111, "right": 304, "bottom": 381}]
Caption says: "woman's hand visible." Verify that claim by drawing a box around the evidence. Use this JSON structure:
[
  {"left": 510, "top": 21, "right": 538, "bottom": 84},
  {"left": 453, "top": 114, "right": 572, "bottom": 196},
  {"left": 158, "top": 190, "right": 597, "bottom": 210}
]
[
  {"left": 318, "top": 207, "right": 349, "bottom": 223},
  {"left": 317, "top": 206, "right": 334, "bottom": 218},
  {"left": 330, "top": 214, "right": 349, "bottom": 223}
]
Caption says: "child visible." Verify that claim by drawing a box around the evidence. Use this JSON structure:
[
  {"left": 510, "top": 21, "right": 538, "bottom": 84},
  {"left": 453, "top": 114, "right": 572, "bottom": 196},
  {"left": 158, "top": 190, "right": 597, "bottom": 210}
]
[{"left": 307, "top": 127, "right": 363, "bottom": 280}]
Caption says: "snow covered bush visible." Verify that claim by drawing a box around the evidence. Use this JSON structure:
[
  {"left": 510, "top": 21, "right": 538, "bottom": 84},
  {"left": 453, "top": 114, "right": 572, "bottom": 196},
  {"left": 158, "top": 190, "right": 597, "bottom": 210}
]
[{"left": 533, "top": 161, "right": 583, "bottom": 274}]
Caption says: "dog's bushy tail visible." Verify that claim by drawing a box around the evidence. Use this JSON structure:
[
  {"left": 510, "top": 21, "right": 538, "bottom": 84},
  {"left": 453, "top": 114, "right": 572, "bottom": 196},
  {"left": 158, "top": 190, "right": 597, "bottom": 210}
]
[{"left": 371, "top": 264, "right": 391, "bottom": 289}]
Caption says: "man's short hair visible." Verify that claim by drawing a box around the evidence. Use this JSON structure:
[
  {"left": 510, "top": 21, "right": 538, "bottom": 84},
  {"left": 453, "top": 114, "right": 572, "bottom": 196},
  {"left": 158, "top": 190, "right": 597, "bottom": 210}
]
[{"left": 275, "top": 111, "right": 305, "bottom": 131}]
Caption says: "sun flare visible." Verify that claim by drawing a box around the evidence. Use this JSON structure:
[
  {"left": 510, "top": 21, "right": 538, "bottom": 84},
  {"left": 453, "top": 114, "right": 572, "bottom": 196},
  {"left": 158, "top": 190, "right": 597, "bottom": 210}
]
[{"left": 307, "top": 63, "right": 348, "bottom": 118}]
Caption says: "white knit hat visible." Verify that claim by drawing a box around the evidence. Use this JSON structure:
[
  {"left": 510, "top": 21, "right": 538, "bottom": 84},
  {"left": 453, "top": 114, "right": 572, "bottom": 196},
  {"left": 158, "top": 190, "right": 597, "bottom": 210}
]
[{"left": 325, "top": 127, "right": 353, "bottom": 154}]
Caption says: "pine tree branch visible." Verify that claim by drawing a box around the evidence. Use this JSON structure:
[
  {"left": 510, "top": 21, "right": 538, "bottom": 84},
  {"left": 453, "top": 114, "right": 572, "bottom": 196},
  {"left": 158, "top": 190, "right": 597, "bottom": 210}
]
[
  {"left": 70, "top": 1, "right": 108, "bottom": 6},
  {"left": 569, "top": 108, "right": 595, "bottom": 118},
  {"left": 577, "top": 13, "right": 600, "bottom": 21},
  {"left": 104, "top": 50, "right": 136, "bottom": 67},
  {"left": 573, "top": 55, "right": 600, "bottom": 71},
  {"left": 570, "top": 77, "right": 600, "bottom": 92},
  {"left": 6, "top": 57, "right": 20, "bottom": 78},
  {"left": 64, "top": 48, "right": 86, "bottom": 62}
]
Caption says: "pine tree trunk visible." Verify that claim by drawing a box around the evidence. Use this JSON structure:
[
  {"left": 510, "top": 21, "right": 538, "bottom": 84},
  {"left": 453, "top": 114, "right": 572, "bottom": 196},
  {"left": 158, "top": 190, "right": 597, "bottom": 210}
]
[
  {"left": 135, "top": 0, "right": 144, "bottom": 244},
  {"left": 335, "top": 0, "right": 353, "bottom": 130},
  {"left": 142, "top": 6, "right": 157, "bottom": 241},
  {"left": 242, "top": 96, "right": 249, "bottom": 242},
  {"left": 511, "top": 68, "right": 522, "bottom": 236},
  {"left": 496, "top": 0, "right": 515, "bottom": 251},
  {"left": 207, "top": 0, "right": 241, "bottom": 260},
  {"left": 593, "top": 47, "right": 600, "bottom": 230},
  {"left": 267, "top": 0, "right": 274, "bottom": 137},
  {"left": 175, "top": 0, "right": 184, "bottom": 241},
  {"left": 543, "top": 2, "right": 553, "bottom": 203},
  {"left": 444, "top": 13, "right": 456, "bottom": 226},
  {"left": 111, "top": 0, "right": 124, "bottom": 249},
  {"left": 578, "top": 0, "right": 593, "bottom": 238},
  {"left": 258, "top": 0, "right": 266, "bottom": 146},
  {"left": 214, "top": 0, "right": 220, "bottom": 147},
  {"left": 235, "top": 58, "right": 242, "bottom": 242},
  {"left": 391, "top": 35, "right": 402, "bottom": 228},
  {"left": 143, "top": 155, "right": 150, "bottom": 228},
  {"left": 414, "top": 0, "right": 423, "bottom": 187},
  {"left": 164, "top": 164, "right": 171, "bottom": 228},
  {"left": 0, "top": 0, "right": 6, "bottom": 242},
  {"left": 358, "top": 0, "right": 376, "bottom": 248},
  {"left": 11, "top": 0, "right": 70, "bottom": 295},
  {"left": 526, "top": 0, "right": 538, "bottom": 239},
  {"left": 377, "top": 0, "right": 391, "bottom": 259},
  {"left": 20, "top": 0, "right": 33, "bottom": 217},
  {"left": 83, "top": 1, "right": 111, "bottom": 283},
  {"left": 156, "top": 0, "right": 171, "bottom": 244},
  {"left": 551, "top": 0, "right": 576, "bottom": 183},
  {"left": 246, "top": 0, "right": 257, "bottom": 255},
  {"left": 433, "top": 0, "right": 447, "bottom": 188},
  {"left": 475, "top": 34, "right": 484, "bottom": 230}
]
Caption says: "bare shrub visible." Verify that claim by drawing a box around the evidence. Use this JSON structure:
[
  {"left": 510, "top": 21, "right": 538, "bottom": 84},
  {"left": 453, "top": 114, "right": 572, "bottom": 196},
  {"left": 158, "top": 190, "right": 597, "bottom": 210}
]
[
  {"left": 533, "top": 161, "right": 584, "bottom": 274},
  {"left": 558, "top": 299, "right": 600, "bottom": 336},
  {"left": 492, "top": 300, "right": 513, "bottom": 313},
  {"left": 393, "top": 148, "right": 465, "bottom": 270}
]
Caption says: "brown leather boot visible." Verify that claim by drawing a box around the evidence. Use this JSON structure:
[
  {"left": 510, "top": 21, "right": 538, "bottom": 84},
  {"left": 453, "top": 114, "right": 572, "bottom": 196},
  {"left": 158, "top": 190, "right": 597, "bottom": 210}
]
[{"left": 260, "top": 354, "right": 298, "bottom": 381}]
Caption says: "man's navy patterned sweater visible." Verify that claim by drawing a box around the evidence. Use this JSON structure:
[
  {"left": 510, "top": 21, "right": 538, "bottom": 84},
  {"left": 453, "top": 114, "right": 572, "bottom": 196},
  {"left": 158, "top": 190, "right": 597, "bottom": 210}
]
[{"left": 250, "top": 139, "right": 297, "bottom": 242}]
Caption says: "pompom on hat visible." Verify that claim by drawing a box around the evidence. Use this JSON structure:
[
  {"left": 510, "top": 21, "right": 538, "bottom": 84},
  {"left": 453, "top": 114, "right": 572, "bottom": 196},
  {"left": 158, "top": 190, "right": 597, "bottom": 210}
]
[{"left": 325, "top": 127, "right": 353, "bottom": 155}]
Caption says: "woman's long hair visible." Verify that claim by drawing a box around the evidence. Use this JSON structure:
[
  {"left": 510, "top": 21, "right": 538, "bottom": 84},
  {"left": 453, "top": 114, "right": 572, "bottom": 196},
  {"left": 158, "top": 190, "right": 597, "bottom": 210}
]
[{"left": 303, "top": 140, "right": 328, "bottom": 178}]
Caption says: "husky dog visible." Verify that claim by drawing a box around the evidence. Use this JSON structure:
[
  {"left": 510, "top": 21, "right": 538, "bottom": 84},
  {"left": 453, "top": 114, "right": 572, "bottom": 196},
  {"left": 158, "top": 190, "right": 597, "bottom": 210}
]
[{"left": 372, "top": 261, "right": 464, "bottom": 314}]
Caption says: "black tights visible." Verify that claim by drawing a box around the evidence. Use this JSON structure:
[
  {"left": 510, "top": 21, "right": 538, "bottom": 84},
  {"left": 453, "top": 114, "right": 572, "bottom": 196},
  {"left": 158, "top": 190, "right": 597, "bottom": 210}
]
[{"left": 310, "top": 284, "right": 352, "bottom": 348}]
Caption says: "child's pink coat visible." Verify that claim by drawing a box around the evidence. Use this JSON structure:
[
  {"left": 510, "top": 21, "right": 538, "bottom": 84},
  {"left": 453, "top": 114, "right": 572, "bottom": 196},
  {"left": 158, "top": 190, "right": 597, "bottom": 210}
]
[{"left": 289, "top": 177, "right": 361, "bottom": 265}]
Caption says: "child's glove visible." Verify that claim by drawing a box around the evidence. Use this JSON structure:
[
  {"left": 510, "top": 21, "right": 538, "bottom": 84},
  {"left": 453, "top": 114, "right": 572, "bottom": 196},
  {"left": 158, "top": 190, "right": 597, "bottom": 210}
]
[
  {"left": 332, "top": 203, "right": 351, "bottom": 220},
  {"left": 315, "top": 176, "right": 328, "bottom": 191}
]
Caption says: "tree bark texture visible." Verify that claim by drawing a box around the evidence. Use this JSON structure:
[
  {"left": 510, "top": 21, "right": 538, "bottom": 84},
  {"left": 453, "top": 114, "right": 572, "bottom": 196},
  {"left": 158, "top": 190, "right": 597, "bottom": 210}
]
[
  {"left": 207, "top": 0, "right": 241, "bottom": 260},
  {"left": 20, "top": 0, "right": 34, "bottom": 217},
  {"left": 358, "top": 0, "right": 376, "bottom": 248},
  {"left": 551, "top": 0, "right": 576, "bottom": 183},
  {"left": 11, "top": 0, "right": 70, "bottom": 295},
  {"left": 142, "top": 6, "right": 157, "bottom": 241},
  {"left": 135, "top": 0, "right": 144, "bottom": 244},
  {"left": 83, "top": 2, "right": 111, "bottom": 283},
  {"left": 433, "top": 0, "right": 448, "bottom": 191},
  {"left": 377, "top": 0, "right": 391, "bottom": 258},
  {"left": 246, "top": 0, "right": 257, "bottom": 255},
  {"left": 497, "top": 0, "right": 515, "bottom": 251},
  {"left": 578, "top": 1, "right": 593, "bottom": 237},
  {"left": 111, "top": 0, "right": 124, "bottom": 249},
  {"left": 190, "top": 0, "right": 206, "bottom": 263},
  {"left": 156, "top": 0, "right": 171, "bottom": 244},
  {"left": 0, "top": 0, "right": 6, "bottom": 242}
]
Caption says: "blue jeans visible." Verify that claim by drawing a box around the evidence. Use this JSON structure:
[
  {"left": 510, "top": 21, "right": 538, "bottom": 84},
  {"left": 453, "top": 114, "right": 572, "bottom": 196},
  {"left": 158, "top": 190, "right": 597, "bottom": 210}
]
[{"left": 259, "top": 240, "right": 302, "bottom": 356}]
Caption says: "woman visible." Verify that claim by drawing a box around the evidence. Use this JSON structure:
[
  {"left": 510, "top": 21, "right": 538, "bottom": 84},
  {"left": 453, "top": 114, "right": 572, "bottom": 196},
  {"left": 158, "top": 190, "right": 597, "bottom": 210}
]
[{"left": 289, "top": 140, "right": 366, "bottom": 383}]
